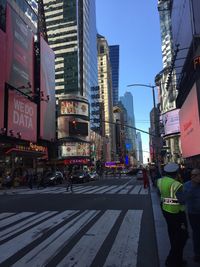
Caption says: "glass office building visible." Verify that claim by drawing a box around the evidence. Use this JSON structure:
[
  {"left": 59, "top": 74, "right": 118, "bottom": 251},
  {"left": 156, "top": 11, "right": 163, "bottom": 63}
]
[
  {"left": 109, "top": 45, "right": 119, "bottom": 106},
  {"left": 43, "top": 0, "right": 98, "bottom": 99}
]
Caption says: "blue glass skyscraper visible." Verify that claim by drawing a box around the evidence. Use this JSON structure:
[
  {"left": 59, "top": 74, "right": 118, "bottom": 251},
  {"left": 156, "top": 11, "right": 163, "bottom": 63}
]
[{"left": 109, "top": 45, "right": 119, "bottom": 106}]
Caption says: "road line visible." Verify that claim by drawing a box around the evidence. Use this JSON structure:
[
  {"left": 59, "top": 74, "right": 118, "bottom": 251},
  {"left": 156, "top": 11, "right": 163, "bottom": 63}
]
[
  {"left": 94, "top": 185, "right": 118, "bottom": 194},
  {"left": 129, "top": 185, "right": 142, "bottom": 194},
  {"left": 0, "top": 211, "right": 55, "bottom": 242},
  {"left": 0, "top": 213, "right": 15, "bottom": 220},
  {"left": 87, "top": 185, "right": 110, "bottom": 194},
  {"left": 0, "top": 212, "right": 34, "bottom": 229},
  {"left": 13, "top": 210, "right": 99, "bottom": 267},
  {"left": 0, "top": 210, "right": 78, "bottom": 264},
  {"left": 57, "top": 210, "right": 120, "bottom": 267},
  {"left": 118, "top": 185, "right": 133, "bottom": 194},
  {"left": 103, "top": 210, "right": 143, "bottom": 267}
]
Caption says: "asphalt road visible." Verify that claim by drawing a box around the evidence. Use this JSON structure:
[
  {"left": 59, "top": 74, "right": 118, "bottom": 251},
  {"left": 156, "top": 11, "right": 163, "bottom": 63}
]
[{"left": 0, "top": 175, "right": 159, "bottom": 267}]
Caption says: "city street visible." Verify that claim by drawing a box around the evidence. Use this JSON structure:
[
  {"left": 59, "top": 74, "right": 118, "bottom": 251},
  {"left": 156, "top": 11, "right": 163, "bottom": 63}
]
[{"left": 0, "top": 175, "right": 159, "bottom": 267}]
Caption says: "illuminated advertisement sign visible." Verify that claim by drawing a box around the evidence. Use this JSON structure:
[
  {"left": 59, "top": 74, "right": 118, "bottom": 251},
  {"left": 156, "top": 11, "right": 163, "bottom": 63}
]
[
  {"left": 179, "top": 84, "right": 200, "bottom": 158},
  {"left": 0, "top": 29, "right": 6, "bottom": 129},
  {"left": 162, "top": 109, "right": 180, "bottom": 136},
  {"left": 7, "top": 90, "right": 37, "bottom": 142},
  {"left": 40, "top": 36, "right": 56, "bottom": 141},
  {"left": 6, "top": 4, "right": 34, "bottom": 92},
  {"left": 60, "top": 100, "right": 89, "bottom": 117},
  {"left": 60, "top": 142, "right": 90, "bottom": 157}
]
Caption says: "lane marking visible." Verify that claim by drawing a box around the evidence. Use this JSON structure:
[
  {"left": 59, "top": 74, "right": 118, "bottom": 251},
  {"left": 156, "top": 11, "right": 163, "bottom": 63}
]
[
  {"left": 57, "top": 210, "right": 121, "bottom": 267},
  {"left": 104, "top": 210, "right": 143, "bottom": 267}
]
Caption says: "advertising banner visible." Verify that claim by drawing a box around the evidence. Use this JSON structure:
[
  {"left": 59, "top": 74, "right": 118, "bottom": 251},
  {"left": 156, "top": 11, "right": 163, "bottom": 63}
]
[
  {"left": 179, "top": 84, "right": 200, "bottom": 158},
  {"left": 6, "top": 4, "right": 34, "bottom": 92},
  {"left": 40, "top": 36, "right": 56, "bottom": 141},
  {"left": 162, "top": 109, "right": 180, "bottom": 136},
  {"left": 60, "top": 100, "right": 89, "bottom": 117},
  {"left": 0, "top": 29, "right": 6, "bottom": 129},
  {"left": 7, "top": 90, "right": 37, "bottom": 142},
  {"left": 60, "top": 142, "right": 90, "bottom": 157}
]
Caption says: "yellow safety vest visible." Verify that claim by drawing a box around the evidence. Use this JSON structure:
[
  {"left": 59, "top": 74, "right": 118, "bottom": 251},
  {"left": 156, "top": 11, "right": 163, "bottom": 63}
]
[{"left": 157, "top": 176, "right": 185, "bottom": 213}]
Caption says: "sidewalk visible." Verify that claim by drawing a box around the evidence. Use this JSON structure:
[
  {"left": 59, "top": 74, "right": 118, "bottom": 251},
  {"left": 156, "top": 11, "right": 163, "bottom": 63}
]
[{"left": 150, "top": 186, "right": 199, "bottom": 267}]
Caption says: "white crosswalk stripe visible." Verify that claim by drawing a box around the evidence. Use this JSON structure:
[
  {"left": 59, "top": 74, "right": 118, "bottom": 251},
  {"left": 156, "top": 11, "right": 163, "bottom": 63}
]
[
  {"left": 0, "top": 209, "right": 143, "bottom": 267},
  {"left": 0, "top": 184, "right": 149, "bottom": 195}
]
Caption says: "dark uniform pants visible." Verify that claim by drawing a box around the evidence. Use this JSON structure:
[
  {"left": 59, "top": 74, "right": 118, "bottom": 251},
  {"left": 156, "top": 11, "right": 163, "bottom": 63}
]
[{"left": 162, "top": 210, "right": 188, "bottom": 267}]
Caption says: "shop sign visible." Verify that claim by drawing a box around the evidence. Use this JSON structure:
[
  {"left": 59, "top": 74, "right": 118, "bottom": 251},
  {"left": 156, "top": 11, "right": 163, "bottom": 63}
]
[
  {"left": 63, "top": 159, "right": 90, "bottom": 165},
  {"left": 15, "top": 143, "right": 47, "bottom": 153}
]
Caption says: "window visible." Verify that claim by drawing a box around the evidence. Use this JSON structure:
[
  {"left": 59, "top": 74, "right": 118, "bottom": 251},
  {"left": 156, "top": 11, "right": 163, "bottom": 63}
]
[{"left": 0, "top": 0, "right": 6, "bottom": 31}]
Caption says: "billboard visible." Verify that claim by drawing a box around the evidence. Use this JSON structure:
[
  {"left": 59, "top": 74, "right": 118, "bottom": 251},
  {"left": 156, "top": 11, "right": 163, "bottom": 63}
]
[
  {"left": 6, "top": 4, "right": 34, "bottom": 92},
  {"left": 162, "top": 109, "right": 180, "bottom": 136},
  {"left": 60, "top": 142, "right": 90, "bottom": 157},
  {"left": 40, "top": 36, "right": 56, "bottom": 141},
  {"left": 60, "top": 100, "right": 89, "bottom": 117},
  {"left": 7, "top": 90, "right": 37, "bottom": 142},
  {"left": 0, "top": 29, "right": 6, "bottom": 129},
  {"left": 179, "top": 84, "right": 200, "bottom": 158}
]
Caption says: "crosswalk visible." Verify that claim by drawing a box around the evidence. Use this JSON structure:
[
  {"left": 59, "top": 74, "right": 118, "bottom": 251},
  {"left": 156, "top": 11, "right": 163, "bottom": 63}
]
[
  {"left": 0, "top": 209, "right": 143, "bottom": 266},
  {"left": 0, "top": 184, "right": 149, "bottom": 196}
]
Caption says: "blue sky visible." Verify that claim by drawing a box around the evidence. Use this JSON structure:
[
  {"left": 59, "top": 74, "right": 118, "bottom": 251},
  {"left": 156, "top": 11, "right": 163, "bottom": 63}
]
[{"left": 96, "top": 0, "right": 163, "bottom": 162}]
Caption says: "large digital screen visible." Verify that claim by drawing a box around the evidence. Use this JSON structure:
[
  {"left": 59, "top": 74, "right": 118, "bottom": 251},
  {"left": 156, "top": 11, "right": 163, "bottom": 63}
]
[
  {"left": 0, "top": 29, "right": 6, "bottom": 129},
  {"left": 7, "top": 90, "right": 37, "bottom": 142},
  {"left": 60, "top": 100, "right": 89, "bottom": 117},
  {"left": 40, "top": 36, "right": 56, "bottom": 141},
  {"left": 162, "top": 109, "right": 180, "bottom": 136},
  {"left": 179, "top": 84, "right": 200, "bottom": 158},
  {"left": 6, "top": 4, "right": 34, "bottom": 92},
  {"left": 60, "top": 142, "right": 90, "bottom": 157}
]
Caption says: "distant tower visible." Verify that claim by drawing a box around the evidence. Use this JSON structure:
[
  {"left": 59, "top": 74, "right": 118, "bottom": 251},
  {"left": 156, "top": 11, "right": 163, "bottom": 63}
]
[
  {"left": 109, "top": 45, "right": 119, "bottom": 106},
  {"left": 120, "top": 92, "right": 137, "bottom": 164},
  {"left": 136, "top": 132, "right": 143, "bottom": 165}
]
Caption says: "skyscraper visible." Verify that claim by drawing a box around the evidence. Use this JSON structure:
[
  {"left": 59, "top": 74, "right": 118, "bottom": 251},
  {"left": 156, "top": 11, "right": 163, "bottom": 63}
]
[
  {"left": 120, "top": 92, "right": 137, "bottom": 164},
  {"left": 44, "top": 0, "right": 98, "bottom": 162},
  {"left": 136, "top": 132, "right": 143, "bottom": 165},
  {"left": 109, "top": 45, "right": 119, "bottom": 106},
  {"left": 97, "top": 34, "right": 115, "bottom": 161}
]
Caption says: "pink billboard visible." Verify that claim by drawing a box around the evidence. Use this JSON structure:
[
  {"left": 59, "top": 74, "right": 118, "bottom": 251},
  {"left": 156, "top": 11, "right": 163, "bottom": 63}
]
[
  {"left": 179, "top": 84, "right": 200, "bottom": 158},
  {"left": 6, "top": 4, "right": 34, "bottom": 92},
  {"left": 40, "top": 36, "right": 56, "bottom": 141},
  {"left": 0, "top": 29, "right": 6, "bottom": 129},
  {"left": 7, "top": 90, "right": 37, "bottom": 142},
  {"left": 162, "top": 109, "right": 180, "bottom": 136}
]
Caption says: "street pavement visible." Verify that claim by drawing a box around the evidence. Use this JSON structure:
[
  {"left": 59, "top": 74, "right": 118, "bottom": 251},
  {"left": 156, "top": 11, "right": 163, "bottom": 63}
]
[
  {"left": 0, "top": 175, "right": 198, "bottom": 267},
  {"left": 0, "top": 176, "right": 158, "bottom": 267}
]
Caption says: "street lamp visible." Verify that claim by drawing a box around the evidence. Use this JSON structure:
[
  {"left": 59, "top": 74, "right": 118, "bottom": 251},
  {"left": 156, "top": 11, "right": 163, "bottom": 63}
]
[{"left": 127, "top": 83, "right": 159, "bottom": 165}]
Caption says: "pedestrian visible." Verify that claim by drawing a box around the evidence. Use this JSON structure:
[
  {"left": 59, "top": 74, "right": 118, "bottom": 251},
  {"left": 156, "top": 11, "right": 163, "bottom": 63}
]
[
  {"left": 142, "top": 167, "right": 149, "bottom": 189},
  {"left": 157, "top": 162, "right": 188, "bottom": 267},
  {"left": 176, "top": 168, "right": 200, "bottom": 263},
  {"left": 66, "top": 166, "right": 74, "bottom": 193}
]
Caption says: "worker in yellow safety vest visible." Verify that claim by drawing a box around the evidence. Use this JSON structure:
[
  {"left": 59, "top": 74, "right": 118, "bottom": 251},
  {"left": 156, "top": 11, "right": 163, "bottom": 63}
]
[{"left": 157, "top": 162, "right": 188, "bottom": 267}]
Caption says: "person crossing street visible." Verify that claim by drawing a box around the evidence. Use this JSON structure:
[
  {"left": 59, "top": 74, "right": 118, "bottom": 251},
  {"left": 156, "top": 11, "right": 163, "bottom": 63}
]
[{"left": 157, "top": 162, "right": 188, "bottom": 267}]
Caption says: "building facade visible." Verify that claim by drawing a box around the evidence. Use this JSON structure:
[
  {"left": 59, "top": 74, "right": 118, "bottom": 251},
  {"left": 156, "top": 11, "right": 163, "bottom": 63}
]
[
  {"left": 155, "top": 0, "right": 181, "bottom": 164},
  {"left": 172, "top": 0, "right": 200, "bottom": 167},
  {"left": 44, "top": 0, "right": 98, "bottom": 165},
  {"left": 109, "top": 45, "right": 119, "bottom": 106},
  {"left": 97, "top": 34, "right": 115, "bottom": 162}
]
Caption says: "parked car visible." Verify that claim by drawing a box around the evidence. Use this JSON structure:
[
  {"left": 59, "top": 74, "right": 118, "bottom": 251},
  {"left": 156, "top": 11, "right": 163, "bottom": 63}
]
[
  {"left": 136, "top": 170, "right": 143, "bottom": 180},
  {"left": 126, "top": 168, "right": 139, "bottom": 176},
  {"left": 44, "top": 171, "right": 64, "bottom": 185}
]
